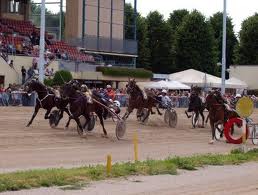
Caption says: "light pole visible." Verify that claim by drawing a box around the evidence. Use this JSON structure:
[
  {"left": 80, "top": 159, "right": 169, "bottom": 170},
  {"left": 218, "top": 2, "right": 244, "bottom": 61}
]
[
  {"left": 39, "top": 0, "right": 46, "bottom": 83},
  {"left": 221, "top": 0, "right": 227, "bottom": 94}
]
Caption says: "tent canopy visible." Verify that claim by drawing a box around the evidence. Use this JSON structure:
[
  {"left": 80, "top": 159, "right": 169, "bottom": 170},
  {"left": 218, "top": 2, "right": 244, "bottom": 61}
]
[
  {"left": 169, "top": 69, "right": 222, "bottom": 88},
  {"left": 226, "top": 77, "right": 248, "bottom": 89},
  {"left": 169, "top": 69, "right": 248, "bottom": 89},
  {"left": 143, "top": 80, "right": 190, "bottom": 90}
]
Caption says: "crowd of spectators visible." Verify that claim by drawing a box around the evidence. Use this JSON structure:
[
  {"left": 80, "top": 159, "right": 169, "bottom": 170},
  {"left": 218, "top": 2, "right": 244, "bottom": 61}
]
[{"left": 0, "top": 18, "right": 95, "bottom": 65}]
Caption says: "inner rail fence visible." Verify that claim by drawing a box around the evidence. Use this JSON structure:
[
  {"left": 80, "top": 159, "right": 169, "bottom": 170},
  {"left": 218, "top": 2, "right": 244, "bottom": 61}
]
[{"left": 1, "top": 92, "right": 258, "bottom": 109}]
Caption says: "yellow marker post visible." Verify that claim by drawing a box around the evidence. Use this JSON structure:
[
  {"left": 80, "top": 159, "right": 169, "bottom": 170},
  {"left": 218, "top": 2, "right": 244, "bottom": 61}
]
[
  {"left": 242, "top": 119, "right": 247, "bottom": 144},
  {"left": 106, "top": 154, "right": 112, "bottom": 175},
  {"left": 133, "top": 132, "right": 139, "bottom": 162}
]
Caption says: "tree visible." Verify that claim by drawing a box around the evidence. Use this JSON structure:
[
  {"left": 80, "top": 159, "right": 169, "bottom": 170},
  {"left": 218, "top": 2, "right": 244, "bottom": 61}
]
[
  {"left": 209, "top": 12, "right": 238, "bottom": 77},
  {"left": 124, "top": 3, "right": 135, "bottom": 40},
  {"left": 146, "top": 11, "right": 174, "bottom": 73},
  {"left": 136, "top": 15, "right": 150, "bottom": 69},
  {"left": 237, "top": 14, "right": 258, "bottom": 64},
  {"left": 52, "top": 70, "right": 73, "bottom": 86},
  {"left": 175, "top": 10, "right": 218, "bottom": 75},
  {"left": 167, "top": 9, "right": 189, "bottom": 67},
  {"left": 168, "top": 9, "right": 189, "bottom": 31}
]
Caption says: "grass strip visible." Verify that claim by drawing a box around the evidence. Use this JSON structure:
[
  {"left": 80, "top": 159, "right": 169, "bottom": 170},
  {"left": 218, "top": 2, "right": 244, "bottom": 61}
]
[{"left": 0, "top": 148, "right": 258, "bottom": 192}]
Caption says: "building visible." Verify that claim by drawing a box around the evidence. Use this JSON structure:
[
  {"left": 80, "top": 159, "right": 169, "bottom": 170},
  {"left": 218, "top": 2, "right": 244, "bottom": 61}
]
[
  {"left": 229, "top": 65, "right": 258, "bottom": 90},
  {"left": 65, "top": 0, "right": 138, "bottom": 67}
]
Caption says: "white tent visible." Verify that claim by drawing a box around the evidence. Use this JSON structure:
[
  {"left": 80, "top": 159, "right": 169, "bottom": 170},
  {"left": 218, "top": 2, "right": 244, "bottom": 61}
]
[
  {"left": 226, "top": 77, "right": 248, "bottom": 89},
  {"left": 169, "top": 69, "right": 222, "bottom": 88},
  {"left": 144, "top": 80, "right": 190, "bottom": 90}
]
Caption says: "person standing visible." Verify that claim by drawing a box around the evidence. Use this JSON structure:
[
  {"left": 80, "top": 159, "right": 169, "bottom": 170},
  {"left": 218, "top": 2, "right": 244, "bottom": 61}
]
[{"left": 21, "top": 66, "right": 26, "bottom": 84}]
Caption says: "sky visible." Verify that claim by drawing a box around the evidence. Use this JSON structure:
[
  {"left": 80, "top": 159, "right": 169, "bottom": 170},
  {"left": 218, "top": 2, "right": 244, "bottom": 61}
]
[
  {"left": 34, "top": 0, "right": 258, "bottom": 33},
  {"left": 127, "top": 0, "right": 258, "bottom": 33}
]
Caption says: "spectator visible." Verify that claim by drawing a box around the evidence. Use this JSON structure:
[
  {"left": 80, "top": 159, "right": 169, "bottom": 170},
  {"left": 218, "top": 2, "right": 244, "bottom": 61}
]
[
  {"left": 21, "top": 66, "right": 26, "bottom": 84},
  {"left": 8, "top": 60, "right": 14, "bottom": 69},
  {"left": 27, "top": 67, "right": 34, "bottom": 79}
]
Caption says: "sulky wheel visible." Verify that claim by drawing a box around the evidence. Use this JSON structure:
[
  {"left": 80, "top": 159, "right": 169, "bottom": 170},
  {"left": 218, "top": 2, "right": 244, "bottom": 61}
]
[
  {"left": 164, "top": 109, "right": 170, "bottom": 124},
  {"left": 169, "top": 109, "right": 177, "bottom": 128},
  {"left": 116, "top": 120, "right": 126, "bottom": 140},
  {"left": 49, "top": 110, "right": 61, "bottom": 128}
]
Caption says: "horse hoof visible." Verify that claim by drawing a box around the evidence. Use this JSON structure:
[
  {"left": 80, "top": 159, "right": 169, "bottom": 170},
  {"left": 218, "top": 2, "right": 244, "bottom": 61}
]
[
  {"left": 209, "top": 140, "right": 215, "bottom": 144},
  {"left": 200, "top": 125, "right": 205, "bottom": 128},
  {"left": 101, "top": 134, "right": 108, "bottom": 138}
]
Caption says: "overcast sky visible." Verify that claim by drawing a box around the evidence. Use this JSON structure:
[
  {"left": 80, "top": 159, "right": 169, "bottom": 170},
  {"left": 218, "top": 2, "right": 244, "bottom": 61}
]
[
  {"left": 36, "top": 0, "right": 257, "bottom": 33},
  {"left": 127, "top": 0, "right": 258, "bottom": 33}
]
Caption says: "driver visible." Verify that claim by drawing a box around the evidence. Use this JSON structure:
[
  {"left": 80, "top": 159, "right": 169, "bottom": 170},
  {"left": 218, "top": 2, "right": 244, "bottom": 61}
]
[
  {"left": 81, "top": 84, "right": 93, "bottom": 104},
  {"left": 161, "top": 89, "right": 172, "bottom": 108},
  {"left": 106, "top": 85, "right": 115, "bottom": 101}
]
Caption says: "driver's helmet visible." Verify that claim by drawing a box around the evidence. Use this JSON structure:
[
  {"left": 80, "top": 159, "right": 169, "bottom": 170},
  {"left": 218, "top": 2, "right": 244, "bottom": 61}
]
[
  {"left": 113, "top": 100, "right": 121, "bottom": 108},
  {"left": 81, "top": 84, "right": 88, "bottom": 93},
  {"left": 162, "top": 89, "right": 167, "bottom": 94}
]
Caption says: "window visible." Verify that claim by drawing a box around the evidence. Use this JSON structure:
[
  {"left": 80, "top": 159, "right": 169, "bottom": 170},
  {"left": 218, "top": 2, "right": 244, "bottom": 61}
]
[{"left": 9, "top": 0, "right": 20, "bottom": 13}]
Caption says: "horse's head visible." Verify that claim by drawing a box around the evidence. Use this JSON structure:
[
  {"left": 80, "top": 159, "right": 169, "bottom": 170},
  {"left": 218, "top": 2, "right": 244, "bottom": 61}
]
[
  {"left": 61, "top": 83, "right": 76, "bottom": 99},
  {"left": 205, "top": 91, "right": 219, "bottom": 109},
  {"left": 24, "top": 79, "right": 44, "bottom": 94},
  {"left": 68, "top": 80, "right": 81, "bottom": 91},
  {"left": 126, "top": 78, "right": 137, "bottom": 94}
]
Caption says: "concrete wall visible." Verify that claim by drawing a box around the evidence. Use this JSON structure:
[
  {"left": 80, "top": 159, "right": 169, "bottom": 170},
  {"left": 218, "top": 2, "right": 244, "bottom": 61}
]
[
  {"left": 229, "top": 65, "right": 258, "bottom": 90},
  {"left": 0, "top": 57, "right": 19, "bottom": 88}
]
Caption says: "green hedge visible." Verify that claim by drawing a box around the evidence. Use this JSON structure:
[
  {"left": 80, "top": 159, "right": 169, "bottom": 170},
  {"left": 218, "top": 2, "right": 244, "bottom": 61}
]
[{"left": 96, "top": 66, "right": 153, "bottom": 78}]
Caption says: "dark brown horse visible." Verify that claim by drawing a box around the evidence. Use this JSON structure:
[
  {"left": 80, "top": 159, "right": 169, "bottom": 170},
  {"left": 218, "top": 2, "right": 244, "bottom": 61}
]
[
  {"left": 25, "top": 80, "right": 70, "bottom": 127},
  {"left": 185, "top": 91, "right": 206, "bottom": 128},
  {"left": 62, "top": 82, "right": 109, "bottom": 137},
  {"left": 123, "top": 79, "right": 162, "bottom": 122},
  {"left": 206, "top": 91, "right": 239, "bottom": 144}
]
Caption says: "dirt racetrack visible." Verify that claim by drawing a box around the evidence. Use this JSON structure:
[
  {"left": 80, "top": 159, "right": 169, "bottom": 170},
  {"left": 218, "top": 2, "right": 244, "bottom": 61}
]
[{"left": 0, "top": 107, "right": 257, "bottom": 172}]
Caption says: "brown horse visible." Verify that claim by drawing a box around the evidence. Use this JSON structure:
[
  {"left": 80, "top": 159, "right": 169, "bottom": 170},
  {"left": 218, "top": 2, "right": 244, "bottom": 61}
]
[
  {"left": 122, "top": 79, "right": 162, "bottom": 122},
  {"left": 206, "top": 91, "right": 239, "bottom": 144}
]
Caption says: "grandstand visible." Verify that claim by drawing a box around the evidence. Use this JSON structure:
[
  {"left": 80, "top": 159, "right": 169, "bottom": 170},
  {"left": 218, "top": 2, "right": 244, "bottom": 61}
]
[{"left": 0, "top": 0, "right": 139, "bottom": 87}]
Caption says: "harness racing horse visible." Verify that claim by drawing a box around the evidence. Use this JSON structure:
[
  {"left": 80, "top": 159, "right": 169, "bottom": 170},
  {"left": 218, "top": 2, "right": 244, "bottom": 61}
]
[
  {"left": 185, "top": 91, "right": 205, "bottom": 128},
  {"left": 123, "top": 79, "right": 162, "bottom": 122},
  {"left": 25, "top": 80, "right": 69, "bottom": 127},
  {"left": 62, "top": 82, "right": 109, "bottom": 137},
  {"left": 205, "top": 91, "right": 239, "bottom": 144}
]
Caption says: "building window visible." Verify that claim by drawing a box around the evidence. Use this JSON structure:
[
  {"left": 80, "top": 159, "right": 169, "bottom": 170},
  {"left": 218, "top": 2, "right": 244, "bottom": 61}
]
[{"left": 9, "top": 0, "right": 20, "bottom": 13}]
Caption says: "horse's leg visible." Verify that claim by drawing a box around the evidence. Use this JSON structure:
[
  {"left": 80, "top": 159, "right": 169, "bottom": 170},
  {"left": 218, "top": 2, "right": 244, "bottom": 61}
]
[
  {"left": 185, "top": 110, "right": 191, "bottom": 118},
  {"left": 156, "top": 105, "right": 162, "bottom": 115},
  {"left": 44, "top": 109, "right": 52, "bottom": 119},
  {"left": 209, "top": 120, "right": 215, "bottom": 144},
  {"left": 74, "top": 116, "right": 85, "bottom": 137},
  {"left": 200, "top": 111, "right": 205, "bottom": 128},
  {"left": 65, "top": 116, "right": 72, "bottom": 129},
  {"left": 205, "top": 113, "right": 209, "bottom": 123},
  {"left": 214, "top": 120, "right": 224, "bottom": 138},
  {"left": 122, "top": 107, "right": 133, "bottom": 120},
  {"left": 26, "top": 103, "right": 40, "bottom": 127},
  {"left": 96, "top": 111, "right": 108, "bottom": 137},
  {"left": 194, "top": 111, "right": 200, "bottom": 128},
  {"left": 142, "top": 109, "right": 150, "bottom": 123}
]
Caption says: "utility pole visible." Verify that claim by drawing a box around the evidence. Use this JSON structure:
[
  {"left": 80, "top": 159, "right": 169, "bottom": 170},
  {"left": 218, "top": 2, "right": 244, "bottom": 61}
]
[{"left": 221, "top": 0, "right": 227, "bottom": 94}]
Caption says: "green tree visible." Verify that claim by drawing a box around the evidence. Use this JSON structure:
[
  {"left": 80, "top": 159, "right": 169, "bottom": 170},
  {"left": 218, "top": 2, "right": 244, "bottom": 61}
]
[
  {"left": 124, "top": 3, "right": 135, "bottom": 40},
  {"left": 136, "top": 15, "right": 150, "bottom": 69},
  {"left": 237, "top": 13, "right": 258, "bottom": 64},
  {"left": 53, "top": 70, "right": 73, "bottom": 86},
  {"left": 167, "top": 9, "right": 189, "bottom": 67},
  {"left": 209, "top": 12, "right": 238, "bottom": 76},
  {"left": 175, "top": 10, "right": 218, "bottom": 75},
  {"left": 146, "top": 11, "right": 174, "bottom": 73}
]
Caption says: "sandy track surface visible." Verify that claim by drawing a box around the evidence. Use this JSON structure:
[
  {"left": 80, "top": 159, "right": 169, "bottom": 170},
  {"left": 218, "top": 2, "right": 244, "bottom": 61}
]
[
  {"left": 0, "top": 107, "right": 257, "bottom": 173},
  {"left": 2, "top": 162, "right": 258, "bottom": 195}
]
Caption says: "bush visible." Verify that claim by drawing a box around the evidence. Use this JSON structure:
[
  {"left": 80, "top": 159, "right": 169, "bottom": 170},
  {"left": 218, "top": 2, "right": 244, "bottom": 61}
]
[
  {"left": 96, "top": 67, "right": 153, "bottom": 78},
  {"left": 52, "top": 70, "right": 73, "bottom": 86},
  {"left": 44, "top": 78, "right": 54, "bottom": 87}
]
